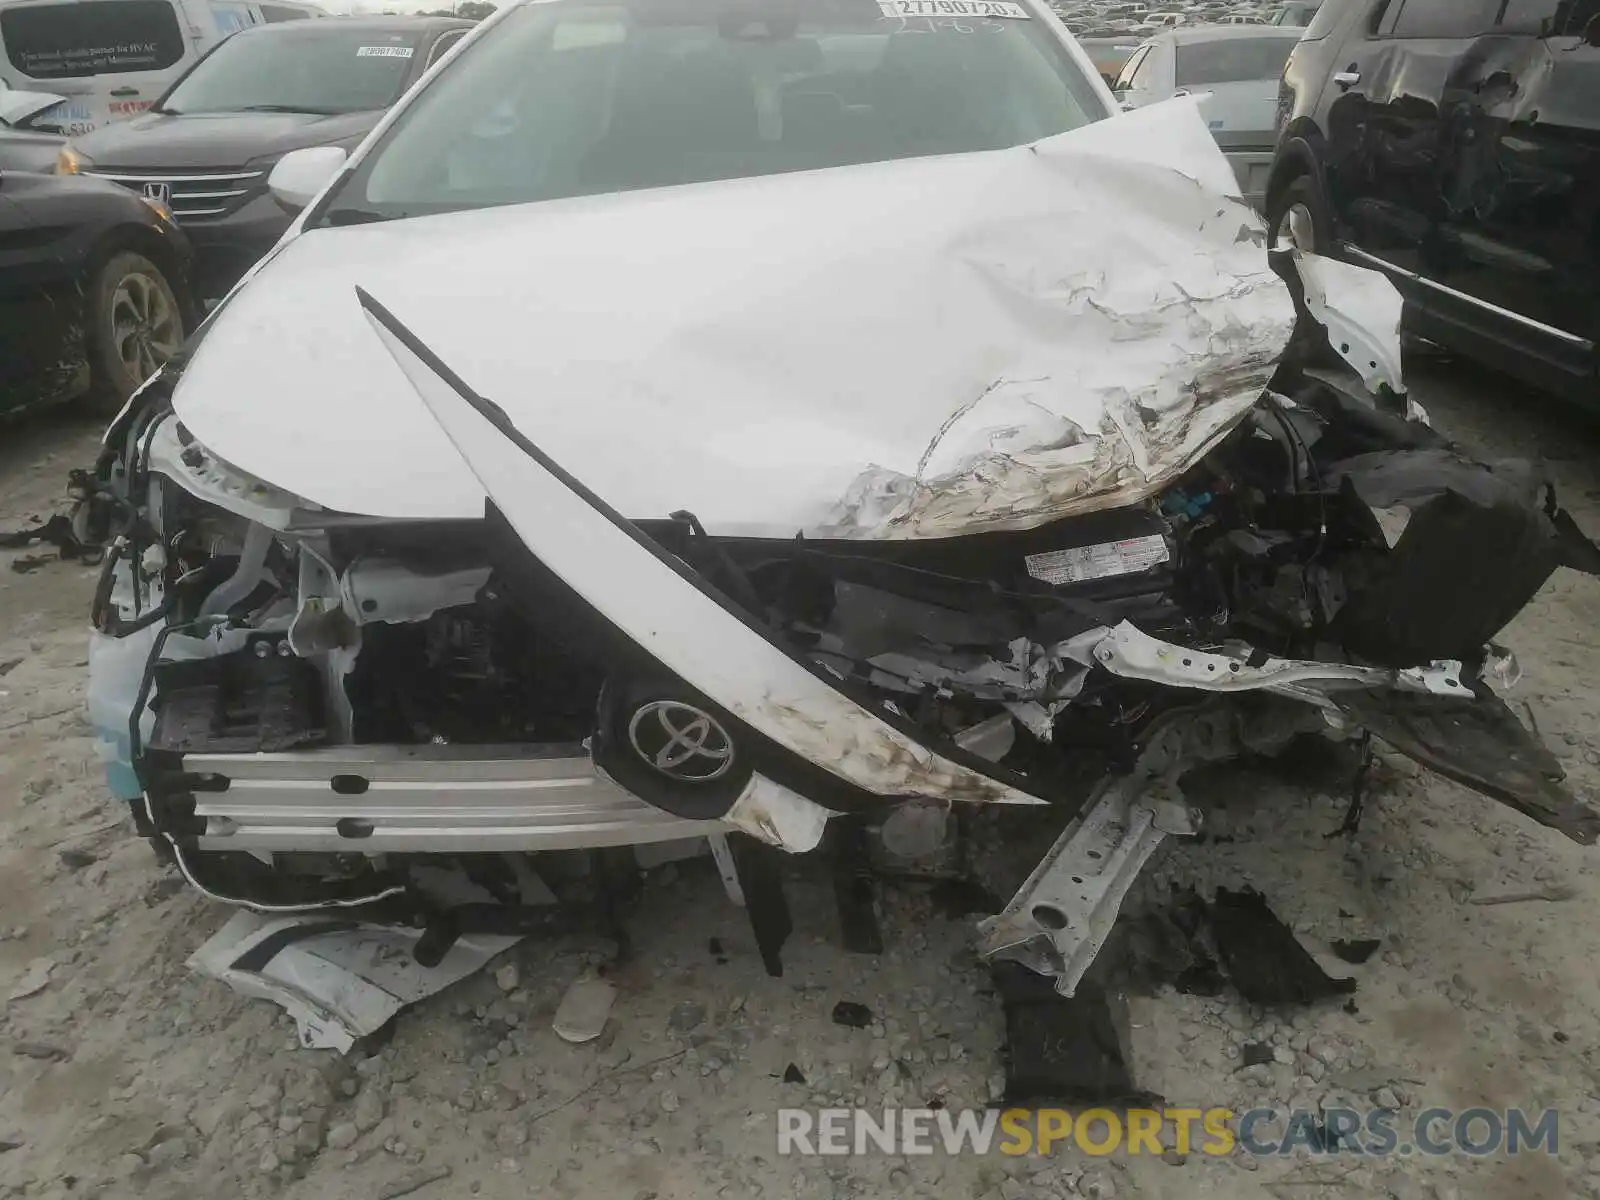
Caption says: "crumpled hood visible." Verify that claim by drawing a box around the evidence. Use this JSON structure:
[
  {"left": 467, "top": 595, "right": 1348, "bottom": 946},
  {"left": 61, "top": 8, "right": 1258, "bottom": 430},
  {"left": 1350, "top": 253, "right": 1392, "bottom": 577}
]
[
  {"left": 74, "top": 110, "right": 380, "bottom": 170},
  {"left": 173, "top": 99, "right": 1297, "bottom": 540}
]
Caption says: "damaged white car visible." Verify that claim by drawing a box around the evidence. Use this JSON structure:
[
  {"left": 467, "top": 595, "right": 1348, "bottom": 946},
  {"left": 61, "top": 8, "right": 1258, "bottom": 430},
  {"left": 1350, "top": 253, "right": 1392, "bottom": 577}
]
[{"left": 81, "top": 0, "right": 1600, "bottom": 1002}]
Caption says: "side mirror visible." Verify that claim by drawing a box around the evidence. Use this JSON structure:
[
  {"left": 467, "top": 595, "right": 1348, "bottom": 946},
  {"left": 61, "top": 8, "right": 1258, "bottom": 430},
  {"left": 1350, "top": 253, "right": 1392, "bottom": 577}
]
[{"left": 268, "top": 145, "right": 348, "bottom": 213}]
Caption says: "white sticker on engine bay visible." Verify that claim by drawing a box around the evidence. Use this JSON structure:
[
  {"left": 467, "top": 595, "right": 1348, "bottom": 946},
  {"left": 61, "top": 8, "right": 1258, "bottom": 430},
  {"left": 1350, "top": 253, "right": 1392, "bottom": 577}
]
[
  {"left": 356, "top": 44, "right": 414, "bottom": 57},
  {"left": 1025, "top": 535, "right": 1170, "bottom": 586},
  {"left": 878, "top": 0, "right": 1030, "bottom": 17}
]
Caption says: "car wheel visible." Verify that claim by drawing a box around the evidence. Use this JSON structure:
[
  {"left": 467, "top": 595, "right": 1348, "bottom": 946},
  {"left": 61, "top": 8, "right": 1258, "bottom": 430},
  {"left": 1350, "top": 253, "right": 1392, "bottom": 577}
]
[
  {"left": 84, "top": 251, "right": 185, "bottom": 415},
  {"left": 1267, "top": 174, "right": 1329, "bottom": 254}
]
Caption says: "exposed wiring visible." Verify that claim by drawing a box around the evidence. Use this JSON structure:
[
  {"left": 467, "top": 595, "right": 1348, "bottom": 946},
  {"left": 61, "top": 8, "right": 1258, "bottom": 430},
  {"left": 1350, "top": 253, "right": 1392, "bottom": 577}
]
[{"left": 163, "top": 835, "right": 409, "bottom": 912}]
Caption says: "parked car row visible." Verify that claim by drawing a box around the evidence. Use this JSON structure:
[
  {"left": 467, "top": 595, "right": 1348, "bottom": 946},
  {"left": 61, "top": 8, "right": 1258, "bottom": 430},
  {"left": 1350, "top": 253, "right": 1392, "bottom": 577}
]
[
  {"left": 6, "top": 0, "right": 1599, "bottom": 426},
  {"left": 1, "top": 10, "right": 469, "bottom": 418},
  {"left": 57, "top": 15, "right": 471, "bottom": 297},
  {"left": 0, "top": 0, "right": 326, "bottom": 136}
]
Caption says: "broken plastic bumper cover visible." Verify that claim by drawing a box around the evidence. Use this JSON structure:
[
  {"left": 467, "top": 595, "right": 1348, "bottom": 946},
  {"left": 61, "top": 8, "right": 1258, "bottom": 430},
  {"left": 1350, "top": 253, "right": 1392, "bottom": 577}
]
[
  {"left": 1334, "top": 690, "right": 1600, "bottom": 846},
  {"left": 189, "top": 910, "right": 522, "bottom": 1053}
]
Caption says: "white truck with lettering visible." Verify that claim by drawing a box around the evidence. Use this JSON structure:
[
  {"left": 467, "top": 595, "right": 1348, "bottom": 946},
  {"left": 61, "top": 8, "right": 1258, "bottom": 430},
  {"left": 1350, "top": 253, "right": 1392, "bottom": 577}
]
[{"left": 0, "top": 0, "right": 323, "bottom": 136}]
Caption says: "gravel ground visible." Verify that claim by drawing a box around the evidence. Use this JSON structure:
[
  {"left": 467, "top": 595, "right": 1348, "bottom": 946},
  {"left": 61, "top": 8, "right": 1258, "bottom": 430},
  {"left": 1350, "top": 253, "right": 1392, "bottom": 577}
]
[{"left": 1, "top": 357, "right": 1598, "bottom": 1200}]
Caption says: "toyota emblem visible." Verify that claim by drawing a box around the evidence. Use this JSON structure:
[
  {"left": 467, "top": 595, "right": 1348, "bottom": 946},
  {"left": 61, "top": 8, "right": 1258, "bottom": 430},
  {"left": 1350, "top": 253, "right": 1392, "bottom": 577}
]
[
  {"left": 140, "top": 181, "right": 172, "bottom": 206},
  {"left": 627, "top": 701, "right": 735, "bottom": 783}
]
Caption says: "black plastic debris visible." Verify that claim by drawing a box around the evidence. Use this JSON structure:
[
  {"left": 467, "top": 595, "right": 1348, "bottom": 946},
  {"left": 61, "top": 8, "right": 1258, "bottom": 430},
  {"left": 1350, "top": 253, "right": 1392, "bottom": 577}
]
[
  {"left": 1209, "top": 888, "right": 1357, "bottom": 1006},
  {"left": 992, "top": 962, "right": 1160, "bottom": 1108},
  {"left": 929, "top": 878, "right": 1003, "bottom": 919},
  {"left": 12, "top": 1042, "right": 69, "bottom": 1062},
  {"left": 708, "top": 936, "right": 727, "bottom": 964},
  {"left": 828, "top": 820, "right": 884, "bottom": 955},
  {"left": 1337, "top": 689, "right": 1600, "bottom": 845},
  {"left": 0, "top": 514, "right": 98, "bottom": 565},
  {"left": 1120, "top": 890, "right": 1225, "bottom": 997},
  {"left": 729, "top": 835, "right": 792, "bottom": 977},
  {"left": 1330, "top": 938, "right": 1381, "bottom": 965},
  {"left": 1240, "top": 1042, "right": 1275, "bottom": 1067},
  {"left": 831, "top": 1001, "right": 873, "bottom": 1029},
  {"left": 782, "top": 1063, "right": 807, "bottom": 1084}
]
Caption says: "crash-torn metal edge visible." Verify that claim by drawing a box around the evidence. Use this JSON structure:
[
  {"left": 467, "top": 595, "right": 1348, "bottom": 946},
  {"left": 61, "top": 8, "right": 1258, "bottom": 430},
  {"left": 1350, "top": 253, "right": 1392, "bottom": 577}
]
[
  {"left": 1283, "top": 247, "right": 1405, "bottom": 398},
  {"left": 353, "top": 285, "right": 1050, "bottom": 814},
  {"left": 187, "top": 910, "right": 521, "bottom": 1053},
  {"left": 977, "top": 701, "right": 1329, "bottom": 996}
]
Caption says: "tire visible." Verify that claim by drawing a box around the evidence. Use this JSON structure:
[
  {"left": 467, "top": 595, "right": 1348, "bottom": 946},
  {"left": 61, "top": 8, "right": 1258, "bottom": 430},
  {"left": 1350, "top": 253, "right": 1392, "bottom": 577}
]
[
  {"left": 83, "top": 251, "right": 185, "bottom": 416},
  {"left": 1266, "top": 173, "right": 1332, "bottom": 254}
]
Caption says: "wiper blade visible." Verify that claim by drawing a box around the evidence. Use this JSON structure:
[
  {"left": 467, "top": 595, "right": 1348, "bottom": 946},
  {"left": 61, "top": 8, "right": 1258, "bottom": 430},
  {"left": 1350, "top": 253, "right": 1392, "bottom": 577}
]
[
  {"left": 320, "top": 207, "right": 391, "bottom": 227},
  {"left": 233, "top": 104, "right": 346, "bottom": 116}
]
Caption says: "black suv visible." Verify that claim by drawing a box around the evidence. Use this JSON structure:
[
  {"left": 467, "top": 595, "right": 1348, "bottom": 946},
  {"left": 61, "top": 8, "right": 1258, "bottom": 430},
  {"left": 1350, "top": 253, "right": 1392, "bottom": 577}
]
[
  {"left": 1268, "top": 0, "right": 1600, "bottom": 406},
  {"left": 59, "top": 16, "right": 472, "bottom": 300}
]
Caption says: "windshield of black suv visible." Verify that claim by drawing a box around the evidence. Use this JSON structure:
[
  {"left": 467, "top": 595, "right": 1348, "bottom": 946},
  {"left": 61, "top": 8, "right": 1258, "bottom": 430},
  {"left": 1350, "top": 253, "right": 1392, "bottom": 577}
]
[
  {"left": 317, "top": 0, "right": 1106, "bottom": 224},
  {"left": 159, "top": 26, "right": 423, "bottom": 116}
]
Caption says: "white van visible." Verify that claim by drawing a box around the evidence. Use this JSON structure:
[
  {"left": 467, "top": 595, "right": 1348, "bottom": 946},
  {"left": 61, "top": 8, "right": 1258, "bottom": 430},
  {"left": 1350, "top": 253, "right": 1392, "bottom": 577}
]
[{"left": 0, "top": 0, "right": 323, "bottom": 136}]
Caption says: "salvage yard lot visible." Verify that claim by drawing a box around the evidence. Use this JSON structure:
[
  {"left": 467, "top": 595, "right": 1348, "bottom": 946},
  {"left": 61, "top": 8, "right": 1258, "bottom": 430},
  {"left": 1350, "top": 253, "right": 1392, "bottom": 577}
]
[{"left": 2, "top": 358, "right": 1600, "bottom": 1200}]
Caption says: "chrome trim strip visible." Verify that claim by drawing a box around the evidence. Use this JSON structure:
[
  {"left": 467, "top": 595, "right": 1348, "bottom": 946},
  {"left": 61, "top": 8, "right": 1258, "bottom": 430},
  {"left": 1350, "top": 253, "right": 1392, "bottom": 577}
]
[
  {"left": 88, "top": 169, "right": 265, "bottom": 184},
  {"left": 183, "top": 744, "right": 730, "bottom": 853},
  {"left": 1340, "top": 243, "right": 1593, "bottom": 351}
]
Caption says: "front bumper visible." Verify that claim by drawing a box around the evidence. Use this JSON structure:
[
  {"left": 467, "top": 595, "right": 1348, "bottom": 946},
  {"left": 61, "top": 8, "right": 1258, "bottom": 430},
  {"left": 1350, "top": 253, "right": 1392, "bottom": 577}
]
[
  {"left": 1223, "top": 146, "right": 1275, "bottom": 212},
  {"left": 166, "top": 743, "right": 730, "bottom": 855},
  {"left": 177, "top": 192, "right": 292, "bottom": 300}
]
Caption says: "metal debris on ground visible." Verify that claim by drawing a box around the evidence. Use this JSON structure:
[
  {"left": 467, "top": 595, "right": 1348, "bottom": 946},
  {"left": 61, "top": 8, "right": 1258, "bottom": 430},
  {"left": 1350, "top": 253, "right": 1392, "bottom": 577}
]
[
  {"left": 376, "top": 1165, "right": 453, "bottom": 1200},
  {"left": 1466, "top": 885, "right": 1577, "bottom": 906}
]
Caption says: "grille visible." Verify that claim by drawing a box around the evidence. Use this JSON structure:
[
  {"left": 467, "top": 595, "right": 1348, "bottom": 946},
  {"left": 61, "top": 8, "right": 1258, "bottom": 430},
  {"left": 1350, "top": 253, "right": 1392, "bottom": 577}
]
[{"left": 85, "top": 168, "right": 267, "bottom": 221}]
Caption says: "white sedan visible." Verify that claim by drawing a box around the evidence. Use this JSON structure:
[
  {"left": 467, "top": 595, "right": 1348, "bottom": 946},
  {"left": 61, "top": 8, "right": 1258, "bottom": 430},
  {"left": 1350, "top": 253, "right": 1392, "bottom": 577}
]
[{"left": 1112, "top": 24, "right": 1302, "bottom": 208}]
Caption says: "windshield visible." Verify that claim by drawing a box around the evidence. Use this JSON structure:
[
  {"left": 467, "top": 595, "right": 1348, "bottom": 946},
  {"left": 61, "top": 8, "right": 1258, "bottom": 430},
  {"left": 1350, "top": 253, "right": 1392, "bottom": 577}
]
[
  {"left": 1174, "top": 36, "right": 1295, "bottom": 85},
  {"left": 159, "top": 27, "right": 422, "bottom": 115},
  {"left": 320, "top": 0, "right": 1105, "bottom": 224}
]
